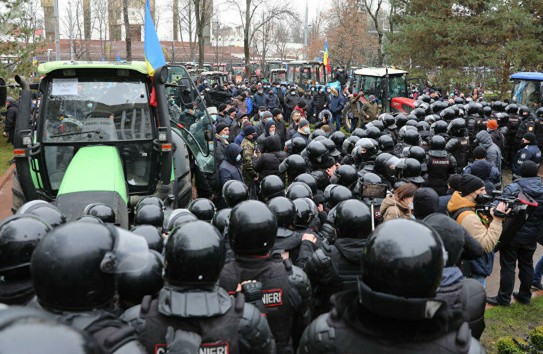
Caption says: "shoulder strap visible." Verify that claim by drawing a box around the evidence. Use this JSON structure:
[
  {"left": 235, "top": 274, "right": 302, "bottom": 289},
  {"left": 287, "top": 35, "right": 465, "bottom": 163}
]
[{"left": 450, "top": 207, "right": 474, "bottom": 225}]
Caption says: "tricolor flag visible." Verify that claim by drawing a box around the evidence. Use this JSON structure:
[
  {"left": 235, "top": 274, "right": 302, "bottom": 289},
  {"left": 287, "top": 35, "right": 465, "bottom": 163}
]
[
  {"left": 144, "top": 0, "right": 166, "bottom": 76},
  {"left": 323, "top": 39, "right": 331, "bottom": 74}
]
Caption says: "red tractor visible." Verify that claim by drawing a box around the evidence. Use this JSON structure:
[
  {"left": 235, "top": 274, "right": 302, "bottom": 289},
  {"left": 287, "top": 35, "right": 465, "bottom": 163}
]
[{"left": 352, "top": 67, "right": 416, "bottom": 114}]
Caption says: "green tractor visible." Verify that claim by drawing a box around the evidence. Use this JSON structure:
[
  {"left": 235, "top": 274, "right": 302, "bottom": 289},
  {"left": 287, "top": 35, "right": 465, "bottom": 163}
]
[{"left": 4, "top": 62, "right": 214, "bottom": 228}]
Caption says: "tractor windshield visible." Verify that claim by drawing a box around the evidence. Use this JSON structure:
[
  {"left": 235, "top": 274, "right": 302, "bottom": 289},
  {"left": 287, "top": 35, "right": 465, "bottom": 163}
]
[
  {"left": 388, "top": 75, "right": 408, "bottom": 99},
  {"left": 42, "top": 78, "right": 152, "bottom": 143},
  {"left": 512, "top": 80, "right": 543, "bottom": 108}
]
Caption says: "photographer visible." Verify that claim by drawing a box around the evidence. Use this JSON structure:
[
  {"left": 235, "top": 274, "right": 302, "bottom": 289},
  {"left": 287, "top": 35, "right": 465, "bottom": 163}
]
[
  {"left": 488, "top": 161, "right": 543, "bottom": 306},
  {"left": 448, "top": 175, "right": 509, "bottom": 287}
]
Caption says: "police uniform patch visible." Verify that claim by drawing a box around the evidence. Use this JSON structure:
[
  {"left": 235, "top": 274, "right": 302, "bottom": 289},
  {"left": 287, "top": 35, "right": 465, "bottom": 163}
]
[
  {"left": 521, "top": 153, "right": 526, "bottom": 159},
  {"left": 262, "top": 288, "right": 283, "bottom": 307},
  {"left": 200, "top": 342, "right": 230, "bottom": 354}
]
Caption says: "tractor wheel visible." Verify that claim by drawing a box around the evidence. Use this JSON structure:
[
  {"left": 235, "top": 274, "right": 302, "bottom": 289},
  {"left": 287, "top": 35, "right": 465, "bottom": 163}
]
[{"left": 173, "top": 169, "right": 192, "bottom": 208}]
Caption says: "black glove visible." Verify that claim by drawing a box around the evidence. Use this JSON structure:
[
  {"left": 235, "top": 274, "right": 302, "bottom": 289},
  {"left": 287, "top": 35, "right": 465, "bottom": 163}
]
[{"left": 242, "top": 281, "right": 263, "bottom": 303}]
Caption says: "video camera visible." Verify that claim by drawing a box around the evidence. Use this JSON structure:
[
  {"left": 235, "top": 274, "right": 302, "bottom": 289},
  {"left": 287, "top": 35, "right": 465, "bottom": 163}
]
[{"left": 476, "top": 191, "right": 538, "bottom": 219}]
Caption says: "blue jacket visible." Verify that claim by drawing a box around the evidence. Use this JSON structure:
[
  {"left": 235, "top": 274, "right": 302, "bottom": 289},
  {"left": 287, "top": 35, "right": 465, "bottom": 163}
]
[
  {"left": 219, "top": 144, "right": 244, "bottom": 188},
  {"left": 246, "top": 97, "right": 253, "bottom": 116},
  {"left": 512, "top": 144, "right": 542, "bottom": 176},
  {"left": 502, "top": 177, "right": 543, "bottom": 248},
  {"left": 328, "top": 93, "right": 345, "bottom": 114},
  {"left": 253, "top": 92, "right": 268, "bottom": 110},
  {"left": 234, "top": 131, "right": 245, "bottom": 146}
]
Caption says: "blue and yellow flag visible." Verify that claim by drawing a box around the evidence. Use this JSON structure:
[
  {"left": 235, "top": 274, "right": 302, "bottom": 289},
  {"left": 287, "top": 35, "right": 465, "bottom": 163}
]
[
  {"left": 323, "top": 39, "right": 331, "bottom": 74},
  {"left": 144, "top": 0, "right": 166, "bottom": 76}
]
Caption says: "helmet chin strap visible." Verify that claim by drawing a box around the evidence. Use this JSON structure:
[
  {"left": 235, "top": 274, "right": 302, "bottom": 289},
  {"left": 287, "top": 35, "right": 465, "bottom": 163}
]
[{"left": 357, "top": 279, "right": 443, "bottom": 321}]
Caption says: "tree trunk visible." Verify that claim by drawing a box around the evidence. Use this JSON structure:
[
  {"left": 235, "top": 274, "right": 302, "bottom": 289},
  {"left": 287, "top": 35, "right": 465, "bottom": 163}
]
[
  {"left": 244, "top": 0, "right": 251, "bottom": 77},
  {"left": 173, "top": 0, "right": 179, "bottom": 41},
  {"left": 123, "top": 0, "right": 132, "bottom": 61},
  {"left": 377, "top": 32, "right": 384, "bottom": 66}
]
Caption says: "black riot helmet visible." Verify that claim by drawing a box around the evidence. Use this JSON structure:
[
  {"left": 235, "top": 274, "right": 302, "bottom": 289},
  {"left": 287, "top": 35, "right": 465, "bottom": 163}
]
[
  {"left": 431, "top": 120, "right": 448, "bottom": 134},
  {"left": 482, "top": 106, "right": 492, "bottom": 117},
  {"left": 342, "top": 135, "right": 360, "bottom": 155},
  {"left": 163, "top": 209, "right": 198, "bottom": 233},
  {"left": 378, "top": 135, "right": 395, "bottom": 152},
  {"left": 396, "top": 158, "right": 425, "bottom": 184},
  {"left": 412, "top": 108, "right": 426, "bottom": 119},
  {"left": 0, "top": 215, "right": 51, "bottom": 277},
  {"left": 335, "top": 199, "right": 372, "bottom": 239},
  {"left": 439, "top": 108, "right": 456, "bottom": 121},
  {"left": 374, "top": 152, "right": 394, "bottom": 177},
  {"left": 519, "top": 105, "right": 531, "bottom": 117},
  {"left": 131, "top": 224, "right": 164, "bottom": 252},
  {"left": 292, "top": 197, "right": 318, "bottom": 228},
  {"left": 351, "top": 128, "right": 367, "bottom": 139},
  {"left": 165, "top": 221, "right": 225, "bottom": 286},
  {"left": 117, "top": 250, "right": 164, "bottom": 306},
  {"left": 16, "top": 200, "right": 66, "bottom": 228},
  {"left": 291, "top": 136, "right": 308, "bottom": 154},
  {"left": 328, "top": 185, "right": 353, "bottom": 209},
  {"left": 430, "top": 135, "right": 447, "bottom": 150},
  {"left": 353, "top": 138, "right": 378, "bottom": 161},
  {"left": 279, "top": 154, "right": 307, "bottom": 181},
  {"left": 454, "top": 97, "right": 464, "bottom": 105},
  {"left": 491, "top": 101, "right": 506, "bottom": 112},
  {"left": 321, "top": 138, "right": 341, "bottom": 158},
  {"left": 447, "top": 118, "right": 467, "bottom": 137},
  {"left": 466, "top": 102, "right": 480, "bottom": 115},
  {"left": 286, "top": 182, "right": 313, "bottom": 200},
  {"left": 403, "top": 129, "right": 420, "bottom": 146},
  {"left": 334, "top": 164, "right": 357, "bottom": 188},
  {"left": 76, "top": 215, "right": 104, "bottom": 224},
  {"left": 362, "top": 219, "right": 444, "bottom": 298},
  {"left": 329, "top": 131, "right": 346, "bottom": 151},
  {"left": 406, "top": 146, "right": 426, "bottom": 163},
  {"left": 381, "top": 114, "right": 396, "bottom": 129},
  {"left": 307, "top": 141, "right": 330, "bottom": 165},
  {"left": 423, "top": 115, "right": 436, "bottom": 125},
  {"left": 83, "top": 203, "right": 116, "bottom": 224},
  {"left": 222, "top": 180, "right": 249, "bottom": 208},
  {"left": 536, "top": 107, "right": 543, "bottom": 118},
  {"left": 268, "top": 196, "right": 296, "bottom": 228},
  {"left": 0, "top": 307, "right": 102, "bottom": 354},
  {"left": 311, "top": 129, "right": 327, "bottom": 139},
  {"left": 370, "top": 120, "right": 385, "bottom": 132},
  {"left": 212, "top": 208, "right": 231, "bottom": 235},
  {"left": 134, "top": 204, "right": 164, "bottom": 227},
  {"left": 31, "top": 222, "right": 148, "bottom": 311},
  {"left": 229, "top": 200, "right": 277, "bottom": 254},
  {"left": 135, "top": 196, "right": 164, "bottom": 212},
  {"left": 260, "top": 175, "right": 286, "bottom": 202},
  {"left": 505, "top": 103, "right": 519, "bottom": 115},
  {"left": 360, "top": 171, "right": 383, "bottom": 184},
  {"left": 395, "top": 114, "right": 407, "bottom": 128},
  {"left": 293, "top": 173, "right": 318, "bottom": 195},
  {"left": 416, "top": 121, "right": 430, "bottom": 132},
  {"left": 366, "top": 126, "right": 381, "bottom": 139},
  {"left": 188, "top": 198, "right": 216, "bottom": 222},
  {"left": 311, "top": 135, "right": 326, "bottom": 143}
]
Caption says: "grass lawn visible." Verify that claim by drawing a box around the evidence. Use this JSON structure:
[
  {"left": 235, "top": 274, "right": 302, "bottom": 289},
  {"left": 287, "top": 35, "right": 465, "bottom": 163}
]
[
  {"left": 481, "top": 296, "right": 543, "bottom": 353},
  {"left": 0, "top": 136, "right": 12, "bottom": 177}
]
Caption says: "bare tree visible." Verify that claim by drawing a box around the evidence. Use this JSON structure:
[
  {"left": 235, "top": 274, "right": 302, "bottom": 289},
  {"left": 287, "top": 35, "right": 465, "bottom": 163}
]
[
  {"left": 92, "top": 0, "right": 110, "bottom": 58},
  {"left": 193, "top": 0, "right": 213, "bottom": 68},
  {"left": 362, "top": 0, "right": 385, "bottom": 65},
  {"left": 272, "top": 19, "right": 290, "bottom": 60},
  {"left": 178, "top": 0, "right": 196, "bottom": 61},
  {"left": 123, "top": 0, "right": 131, "bottom": 60},
  {"left": 225, "top": 0, "right": 297, "bottom": 77}
]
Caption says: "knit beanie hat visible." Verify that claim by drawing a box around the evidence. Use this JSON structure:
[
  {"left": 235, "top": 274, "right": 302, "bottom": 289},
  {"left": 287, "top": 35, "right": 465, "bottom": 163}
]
[
  {"left": 216, "top": 123, "right": 228, "bottom": 134},
  {"left": 523, "top": 132, "right": 537, "bottom": 144},
  {"left": 487, "top": 119, "right": 498, "bottom": 130},
  {"left": 244, "top": 125, "right": 256, "bottom": 136},
  {"left": 459, "top": 175, "right": 485, "bottom": 196},
  {"left": 520, "top": 160, "right": 539, "bottom": 178},
  {"left": 473, "top": 146, "right": 487, "bottom": 159},
  {"left": 448, "top": 174, "right": 462, "bottom": 191}
]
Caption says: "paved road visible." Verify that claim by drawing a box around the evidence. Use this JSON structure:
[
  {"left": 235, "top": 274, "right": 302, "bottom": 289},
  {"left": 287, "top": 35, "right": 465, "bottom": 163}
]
[{"left": 0, "top": 164, "right": 541, "bottom": 300}]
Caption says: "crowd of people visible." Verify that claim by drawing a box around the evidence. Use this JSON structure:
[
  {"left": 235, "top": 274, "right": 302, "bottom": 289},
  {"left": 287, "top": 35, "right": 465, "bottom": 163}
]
[{"left": 3, "top": 82, "right": 543, "bottom": 353}]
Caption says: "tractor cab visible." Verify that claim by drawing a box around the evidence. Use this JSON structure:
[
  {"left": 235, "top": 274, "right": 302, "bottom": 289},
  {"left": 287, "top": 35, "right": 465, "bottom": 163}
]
[
  {"left": 286, "top": 60, "right": 327, "bottom": 90},
  {"left": 269, "top": 69, "right": 287, "bottom": 84},
  {"left": 197, "top": 71, "right": 229, "bottom": 88},
  {"left": 510, "top": 72, "right": 543, "bottom": 110},
  {"left": 353, "top": 67, "right": 415, "bottom": 113},
  {"left": 10, "top": 62, "right": 213, "bottom": 227}
]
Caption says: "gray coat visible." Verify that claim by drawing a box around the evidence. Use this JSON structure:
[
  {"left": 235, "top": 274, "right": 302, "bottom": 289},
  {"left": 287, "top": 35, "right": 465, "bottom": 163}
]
[{"left": 475, "top": 130, "right": 502, "bottom": 171}]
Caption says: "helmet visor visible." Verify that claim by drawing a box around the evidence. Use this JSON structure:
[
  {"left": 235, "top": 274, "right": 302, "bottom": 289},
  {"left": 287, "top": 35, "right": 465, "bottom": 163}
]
[{"left": 100, "top": 226, "right": 148, "bottom": 273}]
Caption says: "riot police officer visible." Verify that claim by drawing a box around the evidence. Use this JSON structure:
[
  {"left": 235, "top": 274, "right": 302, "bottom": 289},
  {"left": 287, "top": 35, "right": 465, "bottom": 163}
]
[
  {"left": 298, "top": 219, "right": 485, "bottom": 354},
  {"left": 219, "top": 200, "right": 312, "bottom": 354},
  {"left": 446, "top": 118, "right": 471, "bottom": 172},
  {"left": 0, "top": 215, "right": 51, "bottom": 305},
  {"left": 426, "top": 135, "right": 457, "bottom": 195},
  {"left": 131, "top": 220, "right": 275, "bottom": 354},
  {"left": 30, "top": 222, "right": 146, "bottom": 354}
]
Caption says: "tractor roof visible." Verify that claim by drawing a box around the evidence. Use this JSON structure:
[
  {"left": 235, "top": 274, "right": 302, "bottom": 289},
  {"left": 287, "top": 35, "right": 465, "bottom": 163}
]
[
  {"left": 510, "top": 72, "right": 543, "bottom": 81},
  {"left": 38, "top": 61, "right": 149, "bottom": 75},
  {"left": 199, "top": 71, "right": 228, "bottom": 76},
  {"left": 354, "top": 67, "right": 407, "bottom": 77}
]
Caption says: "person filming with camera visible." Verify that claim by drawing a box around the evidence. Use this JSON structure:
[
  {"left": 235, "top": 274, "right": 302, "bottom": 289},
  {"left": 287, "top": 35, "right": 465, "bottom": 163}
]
[
  {"left": 487, "top": 161, "right": 543, "bottom": 306},
  {"left": 448, "top": 175, "right": 510, "bottom": 287}
]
